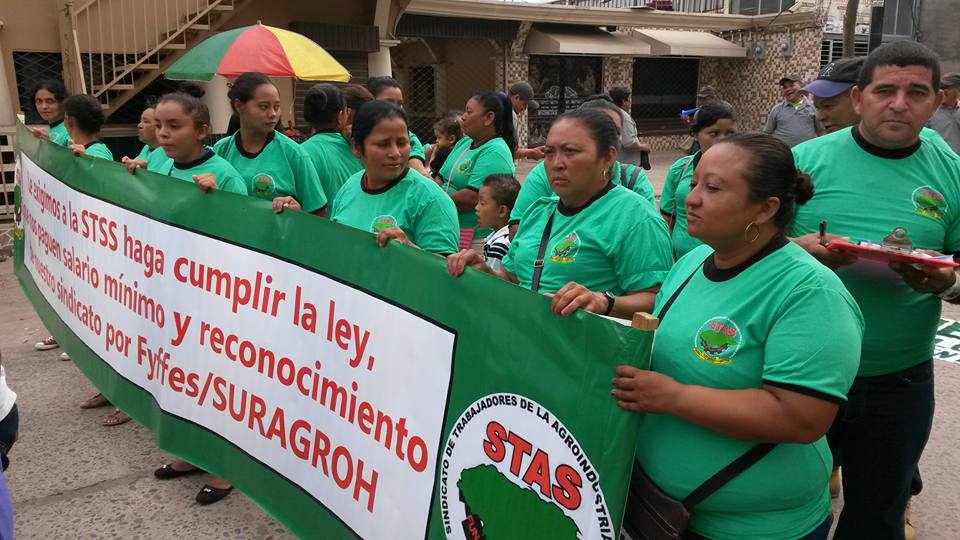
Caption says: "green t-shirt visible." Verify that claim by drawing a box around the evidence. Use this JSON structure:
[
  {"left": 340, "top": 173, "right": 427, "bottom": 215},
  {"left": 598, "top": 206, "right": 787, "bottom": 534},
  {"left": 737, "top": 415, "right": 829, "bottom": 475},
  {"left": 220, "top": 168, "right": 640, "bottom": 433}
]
[
  {"left": 145, "top": 146, "right": 173, "bottom": 173},
  {"left": 792, "top": 126, "right": 960, "bottom": 376},
  {"left": 48, "top": 121, "right": 70, "bottom": 146},
  {"left": 502, "top": 183, "right": 672, "bottom": 294},
  {"left": 409, "top": 130, "right": 426, "bottom": 162},
  {"left": 135, "top": 144, "right": 156, "bottom": 161},
  {"left": 660, "top": 152, "right": 703, "bottom": 259},
  {"left": 331, "top": 168, "right": 460, "bottom": 255},
  {"left": 213, "top": 130, "right": 327, "bottom": 212},
  {"left": 638, "top": 240, "right": 862, "bottom": 540},
  {"left": 83, "top": 142, "right": 114, "bottom": 161},
  {"left": 299, "top": 131, "right": 363, "bottom": 201},
  {"left": 158, "top": 149, "right": 248, "bottom": 195},
  {"left": 439, "top": 136, "right": 515, "bottom": 233},
  {"left": 509, "top": 160, "right": 655, "bottom": 223}
]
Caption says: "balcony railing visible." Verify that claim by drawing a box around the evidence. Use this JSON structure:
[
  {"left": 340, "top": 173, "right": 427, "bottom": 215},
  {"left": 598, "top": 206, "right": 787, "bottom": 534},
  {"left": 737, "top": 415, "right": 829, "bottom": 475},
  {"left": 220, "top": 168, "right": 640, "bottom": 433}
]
[{"left": 554, "top": 0, "right": 726, "bottom": 13}]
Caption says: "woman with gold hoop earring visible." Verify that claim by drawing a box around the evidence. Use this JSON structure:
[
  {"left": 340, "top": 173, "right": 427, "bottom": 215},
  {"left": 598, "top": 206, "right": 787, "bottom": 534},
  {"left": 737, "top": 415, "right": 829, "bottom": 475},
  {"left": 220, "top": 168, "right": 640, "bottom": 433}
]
[{"left": 614, "top": 133, "right": 864, "bottom": 540}]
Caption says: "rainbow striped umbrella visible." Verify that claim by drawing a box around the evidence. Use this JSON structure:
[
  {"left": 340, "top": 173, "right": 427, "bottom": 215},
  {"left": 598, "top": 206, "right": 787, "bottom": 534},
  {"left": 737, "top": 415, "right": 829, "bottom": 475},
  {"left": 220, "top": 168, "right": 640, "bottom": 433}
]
[{"left": 165, "top": 23, "right": 350, "bottom": 81}]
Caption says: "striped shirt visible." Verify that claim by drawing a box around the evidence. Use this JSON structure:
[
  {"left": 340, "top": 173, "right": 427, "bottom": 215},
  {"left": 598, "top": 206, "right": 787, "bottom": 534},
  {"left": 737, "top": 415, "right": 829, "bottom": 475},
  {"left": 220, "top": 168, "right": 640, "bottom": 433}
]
[{"left": 483, "top": 226, "right": 511, "bottom": 271}]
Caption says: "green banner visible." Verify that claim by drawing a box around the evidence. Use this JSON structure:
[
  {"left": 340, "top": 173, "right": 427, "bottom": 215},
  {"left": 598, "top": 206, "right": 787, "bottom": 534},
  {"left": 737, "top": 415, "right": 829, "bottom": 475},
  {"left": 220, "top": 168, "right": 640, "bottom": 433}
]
[{"left": 13, "top": 122, "right": 651, "bottom": 539}]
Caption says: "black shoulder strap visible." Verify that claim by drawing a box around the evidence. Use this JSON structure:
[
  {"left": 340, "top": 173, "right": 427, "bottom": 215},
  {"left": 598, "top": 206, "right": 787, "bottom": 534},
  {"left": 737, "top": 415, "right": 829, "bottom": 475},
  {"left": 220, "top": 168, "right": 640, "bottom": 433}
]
[
  {"left": 627, "top": 166, "right": 642, "bottom": 191},
  {"left": 619, "top": 163, "right": 629, "bottom": 188},
  {"left": 654, "top": 257, "right": 706, "bottom": 322},
  {"left": 530, "top": 209, "right": 556, "bottom": 293},
  {"left": 683, "top": 443, "right": 777, "bottom": 508}
]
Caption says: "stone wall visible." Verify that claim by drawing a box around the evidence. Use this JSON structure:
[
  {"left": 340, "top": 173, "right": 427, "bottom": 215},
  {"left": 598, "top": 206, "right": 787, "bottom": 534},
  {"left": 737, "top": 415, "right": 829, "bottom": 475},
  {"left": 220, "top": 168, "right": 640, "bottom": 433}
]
[{"left": 699, "top": 24, "right": 823, "bottom": 132}]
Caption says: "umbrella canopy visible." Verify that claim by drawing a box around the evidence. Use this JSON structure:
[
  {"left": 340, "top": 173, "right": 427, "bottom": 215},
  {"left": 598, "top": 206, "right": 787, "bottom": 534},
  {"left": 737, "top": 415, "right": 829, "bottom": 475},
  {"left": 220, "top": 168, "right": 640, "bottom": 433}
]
[{"left": 165, "top": 23, "right": 350, "bottom": 82}]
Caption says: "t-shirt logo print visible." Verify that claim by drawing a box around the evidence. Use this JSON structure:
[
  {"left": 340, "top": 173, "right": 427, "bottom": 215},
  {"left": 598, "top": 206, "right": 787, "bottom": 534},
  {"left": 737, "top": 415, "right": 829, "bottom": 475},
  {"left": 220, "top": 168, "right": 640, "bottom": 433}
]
[
  {"left": 371, "top": 215, "right": 398, "bottom": 233},
  {"left": 458, "top": 160, "right": 472, "bottom": 175},
  {"left": 253, "top": 174, "right": 275, "bottom": 197},
  {"left": 912, "top": 186, "right": 947, "bottom": 220},
  {"left": 693, "top": 317, "right": 743, "bottom": 365},
  {"left": 549, "top": 233, "right": 580, "bottom": 263}
]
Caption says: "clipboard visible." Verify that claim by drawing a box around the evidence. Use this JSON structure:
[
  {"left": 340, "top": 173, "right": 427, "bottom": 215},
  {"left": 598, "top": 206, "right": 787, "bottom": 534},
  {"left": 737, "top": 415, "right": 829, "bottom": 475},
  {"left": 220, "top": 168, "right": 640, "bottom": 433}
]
[{"left": 824, "top": 227, "right": 959, "bottom": 269}]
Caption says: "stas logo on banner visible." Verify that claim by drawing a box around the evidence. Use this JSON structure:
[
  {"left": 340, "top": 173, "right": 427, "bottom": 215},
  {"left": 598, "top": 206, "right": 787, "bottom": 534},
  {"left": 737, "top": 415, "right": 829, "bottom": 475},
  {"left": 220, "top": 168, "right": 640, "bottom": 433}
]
[{"left": 439, "top": 394, "right": 613, "bottom": 539}]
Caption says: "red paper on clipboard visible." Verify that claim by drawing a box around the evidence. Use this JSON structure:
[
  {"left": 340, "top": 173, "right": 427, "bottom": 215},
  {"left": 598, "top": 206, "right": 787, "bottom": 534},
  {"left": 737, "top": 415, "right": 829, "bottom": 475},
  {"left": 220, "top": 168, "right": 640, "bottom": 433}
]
[{"left": 825, "top": 240, "right": 960, "bottom": 269}]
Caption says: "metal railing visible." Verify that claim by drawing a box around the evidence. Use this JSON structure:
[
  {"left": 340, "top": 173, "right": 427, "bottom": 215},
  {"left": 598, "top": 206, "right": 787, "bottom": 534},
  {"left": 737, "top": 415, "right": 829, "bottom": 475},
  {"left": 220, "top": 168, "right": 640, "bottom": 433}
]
[
  {"left": 67, "top": 0, "right": 234, "bottom": 108},
  {"left": 556, "top": 0, "right": 726, "bottom": 13}
]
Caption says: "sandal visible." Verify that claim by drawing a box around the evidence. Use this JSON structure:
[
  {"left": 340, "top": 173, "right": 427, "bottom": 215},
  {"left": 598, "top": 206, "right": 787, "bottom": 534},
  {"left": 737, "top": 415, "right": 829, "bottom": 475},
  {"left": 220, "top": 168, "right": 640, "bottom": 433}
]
[
  {"left": 80, "top": 393, "right": 110, "bottom": 409},
  {"left": 34, "top": 337, "right": 59, "bottom": 351},
  {"left": 196, "top": 484, "right": 234, "bottom": 505},
  {"left": 102, "top": 409, "right": 132, "bottom": 427},
  {"left": 154, "top": 463, "right": 202, "bottom": 480}
]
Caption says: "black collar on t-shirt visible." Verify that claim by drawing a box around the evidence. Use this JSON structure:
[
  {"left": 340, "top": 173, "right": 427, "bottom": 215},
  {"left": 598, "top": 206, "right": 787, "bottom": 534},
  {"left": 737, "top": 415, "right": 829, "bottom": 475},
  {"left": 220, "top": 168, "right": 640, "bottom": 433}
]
[
  {"left": 173, "top": 148, "right": 215, "bottom": 170},
  {"left": 83, "top": 139, "right": 103, "bottom": 149},
  {"left": 851, "top": 125, "right": 921, "bottom": 159},
  {"left": 234, "top": 129, "right": 276, "bottom": 159},
  {"left": 469, "top": 136, "right": 498, "bottom": 150},
  {"left": 361, "top": 169, "right": 408, "bottom": 195},
  {"left": 703, "top": 234, "right": 789, "bottom": 282},
  {"left": 48, "top": 119, "right": 64, "bottom": 129},
  {"left": 557, "top": 182, "right": 615, "bottom": 216}
]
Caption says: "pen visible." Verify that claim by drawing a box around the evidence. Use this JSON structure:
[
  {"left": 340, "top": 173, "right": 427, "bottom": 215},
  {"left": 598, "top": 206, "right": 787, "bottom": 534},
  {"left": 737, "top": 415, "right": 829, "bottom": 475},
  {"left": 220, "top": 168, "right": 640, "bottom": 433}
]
[{"left": 819, "top": 221, "right": 827, "bottom": 246}]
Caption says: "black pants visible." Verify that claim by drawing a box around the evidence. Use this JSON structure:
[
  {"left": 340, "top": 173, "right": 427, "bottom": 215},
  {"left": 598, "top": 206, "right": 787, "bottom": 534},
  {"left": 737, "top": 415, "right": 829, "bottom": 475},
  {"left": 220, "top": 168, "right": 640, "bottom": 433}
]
[
  {"left": 0, "top": 404, "right": 20, "bottom": 471},
  {"left": 832, "top": 360, "right": 935, "bottom": 540}
]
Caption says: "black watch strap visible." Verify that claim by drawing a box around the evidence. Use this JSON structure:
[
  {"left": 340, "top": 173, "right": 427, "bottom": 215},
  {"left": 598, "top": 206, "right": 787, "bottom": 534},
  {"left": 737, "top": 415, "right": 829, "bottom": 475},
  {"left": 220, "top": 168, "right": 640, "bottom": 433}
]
[{"left": 602, "top": 291, "right": 616, "bottom": 315}]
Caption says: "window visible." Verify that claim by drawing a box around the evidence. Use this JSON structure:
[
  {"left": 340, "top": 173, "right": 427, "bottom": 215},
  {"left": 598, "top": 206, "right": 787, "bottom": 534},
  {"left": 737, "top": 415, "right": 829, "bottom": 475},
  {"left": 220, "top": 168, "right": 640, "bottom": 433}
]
[
  {"left": 631, "top": 58, "right": 699, "bottom": 134},
  {"left": 820, "top": 37, "right": 869, "bottom": 67},
  {"left": 882, "top": 0, "right": 915, "bottom": 37},
  {"left": 12, "top": 52, "right": 64, "bottom": 125},
  {"left": 527, "top": 55, "right": 603, "bottom": 146},
  {"left": 731, "top": 0, "right": 795, "bottom": 15}
]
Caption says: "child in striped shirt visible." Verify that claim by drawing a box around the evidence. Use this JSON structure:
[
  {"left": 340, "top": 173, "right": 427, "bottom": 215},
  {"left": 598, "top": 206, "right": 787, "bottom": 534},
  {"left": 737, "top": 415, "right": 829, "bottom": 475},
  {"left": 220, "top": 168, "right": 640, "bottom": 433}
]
[{"left": 475, "top": 174, "right": 520, "bottom": 270}]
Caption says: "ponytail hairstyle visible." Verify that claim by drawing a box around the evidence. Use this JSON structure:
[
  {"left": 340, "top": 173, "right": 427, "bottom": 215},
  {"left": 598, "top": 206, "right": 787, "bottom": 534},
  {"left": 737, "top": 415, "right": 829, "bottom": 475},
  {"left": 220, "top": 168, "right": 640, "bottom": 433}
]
[
  {"left": 690, "top": 101, "right": 736, "bottom": 135},
  {"left": 158, "top": 92, "right": 211, "bottom": 129},
  {"left": 716, "top": 133, "right": 814, "bottom": 231},
  {"left": 303, "top": 83, "right": 345, "bottom": 130},
  {"left": 471, "top": 90, "right": 517, "bottom": 155},
  {"left": 63, "top": 94, "right": 105, "bottom": 134},
  {"left": 552, "top": 108, "right": 619, "bottom": 157},
  {"left": 177, "top": 81, "right": 206, "bottom": 99},
  {"left": 227, "top": 72, "right": 274, "bottom": 112}
]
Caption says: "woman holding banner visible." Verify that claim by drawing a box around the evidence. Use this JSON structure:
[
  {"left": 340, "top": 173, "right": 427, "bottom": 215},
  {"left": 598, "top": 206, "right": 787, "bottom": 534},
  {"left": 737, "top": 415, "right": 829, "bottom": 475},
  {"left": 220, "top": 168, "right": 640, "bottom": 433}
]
[
  {"left": 509, "top": 97, "right": 656, "bottom": 238},
  {"left": 612, "top": 134, "right": 863, "bottom": 540},
  {"left": 331, "top": 100, "right": 459, "bottom": 255},
  {"left": 212, "top": 72, "right": 328, "bottom": 216},
  {"left": 438, "top": 91, "right": 517, "bottom": 252},
  {"left": 28, "top": 80, "right": 70, "bottom": 146},
  {"left": 447, "top": 108, "right": 672, "bottom": 319},
  {"left": 145, "top": 91, "right": 247, "bottom": 505}
]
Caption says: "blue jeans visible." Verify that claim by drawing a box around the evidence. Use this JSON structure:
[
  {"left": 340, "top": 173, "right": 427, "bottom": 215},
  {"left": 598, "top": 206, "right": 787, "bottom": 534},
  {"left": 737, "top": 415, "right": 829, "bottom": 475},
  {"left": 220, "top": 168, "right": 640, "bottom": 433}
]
[{"left": 832, "top": 360, "right": 935, "bottom": 540}]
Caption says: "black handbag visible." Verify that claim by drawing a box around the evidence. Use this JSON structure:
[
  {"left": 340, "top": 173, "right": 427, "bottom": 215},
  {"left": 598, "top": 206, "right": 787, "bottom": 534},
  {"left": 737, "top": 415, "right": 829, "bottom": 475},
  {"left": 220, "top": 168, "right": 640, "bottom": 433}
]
[
  {"left": 622, "top": 445, "right": 775, "bottom": 540},
  {"left": 621, "top": 259, "right": 776, "bottom": 539}
]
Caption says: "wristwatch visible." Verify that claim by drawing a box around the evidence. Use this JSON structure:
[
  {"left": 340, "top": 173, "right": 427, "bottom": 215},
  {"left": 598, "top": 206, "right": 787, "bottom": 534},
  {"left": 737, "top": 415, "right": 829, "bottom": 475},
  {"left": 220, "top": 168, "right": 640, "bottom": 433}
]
[{"left": 602, "top": 291, "right": 616, "bottom": 316}]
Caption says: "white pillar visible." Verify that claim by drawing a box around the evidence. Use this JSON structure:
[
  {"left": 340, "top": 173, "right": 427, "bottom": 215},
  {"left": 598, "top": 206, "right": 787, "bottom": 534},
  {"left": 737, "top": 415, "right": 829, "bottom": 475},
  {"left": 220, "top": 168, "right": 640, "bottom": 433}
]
[
  {"left": 369, "top": 39, "right": 399, "bottom": 78},
  {"left": 0, "top": 43, "right": 17, "bottom": 127},
  {"left": 201, "top": 75, "right": 232, "bottom": 134}
]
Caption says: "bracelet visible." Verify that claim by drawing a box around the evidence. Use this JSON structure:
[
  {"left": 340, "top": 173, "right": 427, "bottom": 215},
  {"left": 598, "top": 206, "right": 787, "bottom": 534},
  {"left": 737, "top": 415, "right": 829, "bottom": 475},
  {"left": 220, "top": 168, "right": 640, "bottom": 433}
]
[{"left": 937, "top": 273, "right": 960, "bottom": 301}]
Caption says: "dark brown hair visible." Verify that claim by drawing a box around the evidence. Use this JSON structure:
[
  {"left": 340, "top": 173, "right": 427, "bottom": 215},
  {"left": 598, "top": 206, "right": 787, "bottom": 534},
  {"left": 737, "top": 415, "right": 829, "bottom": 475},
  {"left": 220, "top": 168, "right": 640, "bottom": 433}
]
[{"left": 715, "top": 133, "right": 814, "bottom": 231}]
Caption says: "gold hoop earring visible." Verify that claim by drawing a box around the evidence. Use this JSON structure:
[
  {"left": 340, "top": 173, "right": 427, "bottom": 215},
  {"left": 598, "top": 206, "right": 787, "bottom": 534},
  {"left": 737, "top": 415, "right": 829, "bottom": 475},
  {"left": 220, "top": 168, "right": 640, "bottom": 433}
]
[{"left": 744, "top": 221, "right": 760, "bottom": 243}]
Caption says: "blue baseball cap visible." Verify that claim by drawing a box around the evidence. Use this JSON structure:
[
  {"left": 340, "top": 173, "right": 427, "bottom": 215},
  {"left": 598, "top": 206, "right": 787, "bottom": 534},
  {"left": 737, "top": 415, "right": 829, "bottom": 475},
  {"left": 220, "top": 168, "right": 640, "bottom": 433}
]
[{"left": 804, "top": 57, "right": 865, "bottom": 98}]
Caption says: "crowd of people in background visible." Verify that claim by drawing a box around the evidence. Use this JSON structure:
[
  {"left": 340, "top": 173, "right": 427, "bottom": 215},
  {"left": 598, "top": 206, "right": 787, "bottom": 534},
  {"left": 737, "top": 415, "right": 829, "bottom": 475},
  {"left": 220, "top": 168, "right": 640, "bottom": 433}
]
[{"left": 14, "top": 37, "right": 960, "bottom": 540}]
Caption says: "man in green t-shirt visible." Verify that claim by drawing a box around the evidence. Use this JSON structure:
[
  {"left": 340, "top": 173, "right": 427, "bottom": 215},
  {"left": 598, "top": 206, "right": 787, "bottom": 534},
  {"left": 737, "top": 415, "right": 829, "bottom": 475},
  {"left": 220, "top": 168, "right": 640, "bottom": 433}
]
[{"left": 791, "top": 41, "right": 960, "bottom": 539}]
